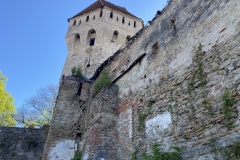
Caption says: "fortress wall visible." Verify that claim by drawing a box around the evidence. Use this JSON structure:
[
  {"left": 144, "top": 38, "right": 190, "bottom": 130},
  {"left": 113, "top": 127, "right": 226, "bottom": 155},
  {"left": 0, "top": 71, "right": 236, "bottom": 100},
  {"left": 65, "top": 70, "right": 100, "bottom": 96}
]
[
  {"left": 82, "top": 85, "right": 119, "bottom": 160},
  {"left": 42, "top": 76, "right": 91, "bottom": 160},
  {"left": 100, "top": 0, "right": 240, "bottom": 159},
  {"left": 0, "top": 126, "right": 49, "bottom": 160}
]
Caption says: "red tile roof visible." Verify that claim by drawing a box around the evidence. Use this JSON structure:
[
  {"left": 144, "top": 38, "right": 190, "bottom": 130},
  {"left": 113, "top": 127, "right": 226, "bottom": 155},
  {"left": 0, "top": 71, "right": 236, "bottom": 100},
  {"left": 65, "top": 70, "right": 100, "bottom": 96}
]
[{"left": 68, "top": 0, "right": 141, "bottom": 21}]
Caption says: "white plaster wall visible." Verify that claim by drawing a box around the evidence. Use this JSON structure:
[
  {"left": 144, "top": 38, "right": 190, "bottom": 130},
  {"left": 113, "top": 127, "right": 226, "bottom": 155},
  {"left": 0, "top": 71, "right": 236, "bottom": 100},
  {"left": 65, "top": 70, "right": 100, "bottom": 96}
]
[
  {"left": 146, "top": 112, "right": 172, "bottom": 139},
  {"left": 49, "top": 140, "right": 77, "bottom": 160}
]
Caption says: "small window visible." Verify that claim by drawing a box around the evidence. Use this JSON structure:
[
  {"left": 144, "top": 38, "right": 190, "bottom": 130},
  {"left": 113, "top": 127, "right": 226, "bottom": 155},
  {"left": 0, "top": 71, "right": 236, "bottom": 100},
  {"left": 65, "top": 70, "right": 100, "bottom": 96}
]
[
  {"left": 100, "top": 10, "right": 103, "bottom": 17},
  {"left": 79, "top": 20, "right": 81, "bottom": 24},
  {"left": 134, "top": 21, "right": 136, "bottom": 28},
  {"left": 88, "top": 29, "right": 96, "bottom": 46},
  {"left": 73, "top": 20, "right": 76, "bottom": 26},
  {"left": 152, "top": 42, "right": 158, "bottom": 54},
  {"left": 86, "top": 16, "right": 89, "bottom": 22},
  {"left": 110, "top": 12, "right": 113, "bottom": 18},
  {"left": 89, "top": 38, "right": 95, "bottom": 46},
  {"left": 93, "top": 15, "right": 95, "bottom": 20},
  {"left": 74, "top": 34, "right": 80, "bottom": 47},
  {"left": 111, "top": 31, "right": 119, "bottom": 42},
  {"left": 117, "top": 17, "right": 118, "bottom": 21},
  {"left": 126, "top": 35, "right": 131, "bottom": 42},
  {"left": 122, "top": 17, "right": 125, "bottom": 23},
  {"left": 128, "top": 21, "right": 130, "bottom": 26}
]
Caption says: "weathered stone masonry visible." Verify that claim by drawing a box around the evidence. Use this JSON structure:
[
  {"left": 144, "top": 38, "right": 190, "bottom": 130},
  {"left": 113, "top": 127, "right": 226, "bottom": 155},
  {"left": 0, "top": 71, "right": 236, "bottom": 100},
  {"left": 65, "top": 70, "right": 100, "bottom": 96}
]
[
  {"left": 44, "top": 0, "right": 240, "bottom": 159},
  {"left": 0, "top": 126, "right": 49, "bottom": 160}
]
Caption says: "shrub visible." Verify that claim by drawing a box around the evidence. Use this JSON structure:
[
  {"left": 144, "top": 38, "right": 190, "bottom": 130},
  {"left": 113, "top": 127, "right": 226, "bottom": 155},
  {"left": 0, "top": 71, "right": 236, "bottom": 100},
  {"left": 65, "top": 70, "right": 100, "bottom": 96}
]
[
  {"left": 71, "top": 151, "right": 82, "bottom": 160},
  {"left": 93, "top": 69, "right": 111, "bottom": 94},
  {"left": 71, "top": 66, "right": 82, "bottom": 77},
  {"left": 142, "top": 143, "right": 182, "bottom": 160}
]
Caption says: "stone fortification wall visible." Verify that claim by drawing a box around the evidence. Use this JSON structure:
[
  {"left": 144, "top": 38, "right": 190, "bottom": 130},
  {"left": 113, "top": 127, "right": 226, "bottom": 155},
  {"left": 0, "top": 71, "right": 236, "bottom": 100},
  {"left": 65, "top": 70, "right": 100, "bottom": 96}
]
[
  {"left": 42, "top": 76, "right": 91, "bottom": 160},
  {"left": 82, "top": 85, "right": 119, "bottom": 160},
  {"left": 98, "top": 0, "right": 240, "bottom": 159},
  {"left": 0, "top": 126, "right": 49, "bottom": 160}
]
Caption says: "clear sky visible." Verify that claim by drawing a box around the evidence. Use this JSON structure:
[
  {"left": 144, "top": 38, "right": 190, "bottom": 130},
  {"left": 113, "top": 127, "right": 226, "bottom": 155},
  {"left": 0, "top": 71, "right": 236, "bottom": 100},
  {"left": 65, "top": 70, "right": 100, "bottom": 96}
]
[{"left": 0, "top": 0, "right": 167, "bottom": 108}]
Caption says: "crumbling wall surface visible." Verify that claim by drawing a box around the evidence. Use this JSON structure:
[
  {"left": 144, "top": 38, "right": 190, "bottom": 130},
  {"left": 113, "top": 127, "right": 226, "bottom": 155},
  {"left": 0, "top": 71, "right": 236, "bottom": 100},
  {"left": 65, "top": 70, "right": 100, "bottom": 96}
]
[
  {"left": 0, "top": 126, "right": 49, "bottom": 160},
  {"left": 82, "top": 85, "right": 119, "bottom": 160},
  {"left": 99, "top": 0, "right": 240, "bottom": 159},
  {"left": 42, "top": 76, "right": 91, "bottom": 160}
]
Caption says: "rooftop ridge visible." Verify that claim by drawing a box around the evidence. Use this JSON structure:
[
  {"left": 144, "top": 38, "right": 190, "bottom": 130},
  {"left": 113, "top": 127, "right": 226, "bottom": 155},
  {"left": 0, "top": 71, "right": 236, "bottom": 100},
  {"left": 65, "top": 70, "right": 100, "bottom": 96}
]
[{"left": 68, "top": 0, "right": 141, "bottom": 21}]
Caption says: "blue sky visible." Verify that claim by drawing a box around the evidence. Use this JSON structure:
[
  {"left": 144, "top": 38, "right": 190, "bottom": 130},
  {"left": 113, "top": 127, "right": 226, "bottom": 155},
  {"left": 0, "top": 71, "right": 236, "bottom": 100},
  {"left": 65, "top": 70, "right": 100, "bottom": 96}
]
[{"left": 0, "top": 0, "right": 167, "bottom": 108}]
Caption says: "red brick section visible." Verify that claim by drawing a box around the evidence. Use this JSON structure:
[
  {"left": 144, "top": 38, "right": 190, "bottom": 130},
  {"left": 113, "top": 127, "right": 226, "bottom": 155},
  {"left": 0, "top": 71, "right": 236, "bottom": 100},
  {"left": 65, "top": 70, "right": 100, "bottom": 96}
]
[{"left": 68, "top": 0, "right": 140, "bottom": 21}]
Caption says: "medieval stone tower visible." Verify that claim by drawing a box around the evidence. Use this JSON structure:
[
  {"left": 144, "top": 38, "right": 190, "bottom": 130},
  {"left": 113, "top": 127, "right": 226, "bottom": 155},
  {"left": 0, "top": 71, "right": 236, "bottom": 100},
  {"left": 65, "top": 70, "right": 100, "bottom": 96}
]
[
  {"left": 42, "top": 1, "right": 143, "bottom": 160},
  {"left": 62, "top": 0, "right": 143, "bottom": 78}
]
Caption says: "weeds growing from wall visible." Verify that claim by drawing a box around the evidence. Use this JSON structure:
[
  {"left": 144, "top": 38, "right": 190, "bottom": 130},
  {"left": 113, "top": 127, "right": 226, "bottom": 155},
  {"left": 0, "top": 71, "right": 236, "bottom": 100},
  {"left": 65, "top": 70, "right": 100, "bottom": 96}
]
[
  {"left": 222, "top": 88, "right": 236, "bottom": 128},
  {"left": 71, "top": 66, "right": 82, "bottom": 77},
  {"left": 93, "top": 69, "right": 112, "bottom": 95},
  {"left": 209, "top": 138, "right": 240, "bottom": 160},
  {"left": 71, "top": 151, "right": 82, "bottom": 160},
  {"left": 142, "top": 143, "right": 182, "bottom": 160}
]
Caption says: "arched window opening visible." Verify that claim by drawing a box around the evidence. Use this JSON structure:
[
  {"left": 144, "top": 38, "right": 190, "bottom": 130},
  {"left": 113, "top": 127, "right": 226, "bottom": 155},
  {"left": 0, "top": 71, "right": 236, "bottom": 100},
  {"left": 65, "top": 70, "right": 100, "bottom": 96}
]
[
  {"left": 122, "top": 17, "right": 125, "bottom": 23},
  {"left": 110, "top": 12, "right": 113, "bottom": 18},
  {"left": 134, "top": 21, "right": 136, "bottom": 28},
  {"left": 73, "top": 20, "right": 76, "bottom": 26},
  {"left": 100, "top": 10, "right": 103, "bottom": 17},
  {"left": 128, "top": 21, "right": 130, "bottom": 26},
  {"left": 126, "top": 35, "right": 131, "bottom": 43},
  {"left": 111, "top": 31, "right": 119, "bottom": 43},
  {"left": 88, "top": 29, "right": 96, "bottom": 46},
  {"left": 74, "top": 34, "right": 81, "bottom": 47},
  {"left": 93, "top": 15, "right": 95, "bottom": 20},
  {"left": 86, "top": 16, "right": 89, "bottom": 22}
]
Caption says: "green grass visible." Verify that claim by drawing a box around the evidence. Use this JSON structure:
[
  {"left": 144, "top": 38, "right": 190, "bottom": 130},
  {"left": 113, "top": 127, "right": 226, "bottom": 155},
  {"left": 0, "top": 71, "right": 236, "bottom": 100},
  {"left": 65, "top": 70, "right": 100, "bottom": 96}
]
[
  {"left": 93, "top": 69, "right": 112, "bottom": 95},
  {"left": 71, "top": 66, "right": 82, "bottom": 77}
]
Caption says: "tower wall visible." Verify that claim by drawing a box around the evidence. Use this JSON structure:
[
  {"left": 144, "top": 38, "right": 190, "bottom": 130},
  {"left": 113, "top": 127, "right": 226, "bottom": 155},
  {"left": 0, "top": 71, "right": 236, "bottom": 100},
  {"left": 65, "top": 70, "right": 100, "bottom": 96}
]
[{"left": 62, "top": 7, "right": 143, "bottom": 78}]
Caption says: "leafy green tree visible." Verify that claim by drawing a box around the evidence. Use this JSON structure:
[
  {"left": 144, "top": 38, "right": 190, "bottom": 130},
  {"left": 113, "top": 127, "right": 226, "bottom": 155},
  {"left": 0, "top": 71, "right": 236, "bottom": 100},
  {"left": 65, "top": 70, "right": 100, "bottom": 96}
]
[
  {"left": 0, "top": 71, "right": 17, "bottom": 127},
  {"left": 15, "top": 84, "right": 58, "bottom": 128}
]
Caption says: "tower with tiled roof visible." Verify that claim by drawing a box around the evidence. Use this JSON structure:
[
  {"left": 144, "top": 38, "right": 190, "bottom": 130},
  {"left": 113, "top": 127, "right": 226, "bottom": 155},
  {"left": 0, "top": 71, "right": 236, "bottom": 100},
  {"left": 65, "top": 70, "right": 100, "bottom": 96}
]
[{"left": 62, "top": 0, "right": 143, "bottom": 78}]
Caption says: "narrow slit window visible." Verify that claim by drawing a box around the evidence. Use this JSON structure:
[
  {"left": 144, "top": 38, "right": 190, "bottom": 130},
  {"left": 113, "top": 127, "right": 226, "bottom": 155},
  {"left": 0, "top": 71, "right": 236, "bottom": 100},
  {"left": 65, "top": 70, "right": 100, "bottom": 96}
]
[
  {"left": 117, "top": 17, "right": 118, "bottom": 21},
  {"left": 86, "top": 16, "right": 89, "bottom": 22},
  {"left": 122, "top": 17, "right": 125, "bottom": 23},
  {"left": 100, "top": 10, "right": 103, "bottom": 17},
  {"left": 73, "top": 20, "right": 76, "bottom": 26},
  {"left": 110, "top": 12, "right": 113, "bottom": 18},
  {"left": 79, "top": 20, "right": 81, "bottom": 24},
  {"left": 152, "top": 42, "right": 158, "bottom": 54},
  {"left": 134, "top": 21, "right": 136, "bottom": 28},
  {"left": 93, "top": 15, "right": 95, "bottom": 20},
  {"left": 74, "top": 34, "right": 80, "bottom": 48},
  {"left": 128, "top": 21, "right": 130, "bottom": 26}
]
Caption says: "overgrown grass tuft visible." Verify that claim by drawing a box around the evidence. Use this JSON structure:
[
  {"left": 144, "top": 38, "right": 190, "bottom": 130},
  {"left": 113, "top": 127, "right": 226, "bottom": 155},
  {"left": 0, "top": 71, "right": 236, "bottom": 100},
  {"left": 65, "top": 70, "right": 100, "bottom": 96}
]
[
  {"left": 71, "top": 151, "right": 82, "bottom": 160},
  {"left": 93, "top": 69, "right": 111, "bottom": 95},
  {"left": 71, "top": 66, "right": 82, "bottom": 77}
]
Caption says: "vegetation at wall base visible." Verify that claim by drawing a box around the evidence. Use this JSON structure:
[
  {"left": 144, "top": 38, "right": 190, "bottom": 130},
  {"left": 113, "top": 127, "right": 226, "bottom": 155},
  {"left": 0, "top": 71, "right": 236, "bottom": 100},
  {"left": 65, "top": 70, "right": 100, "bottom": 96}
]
[
  {"left": 71, "top": 66, "right": 82, "bottom": 77},
  {"left": 130, "top": 144, "right": 182, "bottom": 160},
  {"left": 71, "top": 151, "right": 82, "bottom": 160},
  {"left": 93, "top": 69, "right": 112, "bottom": 95},
  {"left": 209, "top": 138, "right": 240, "bottom": 159}
]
